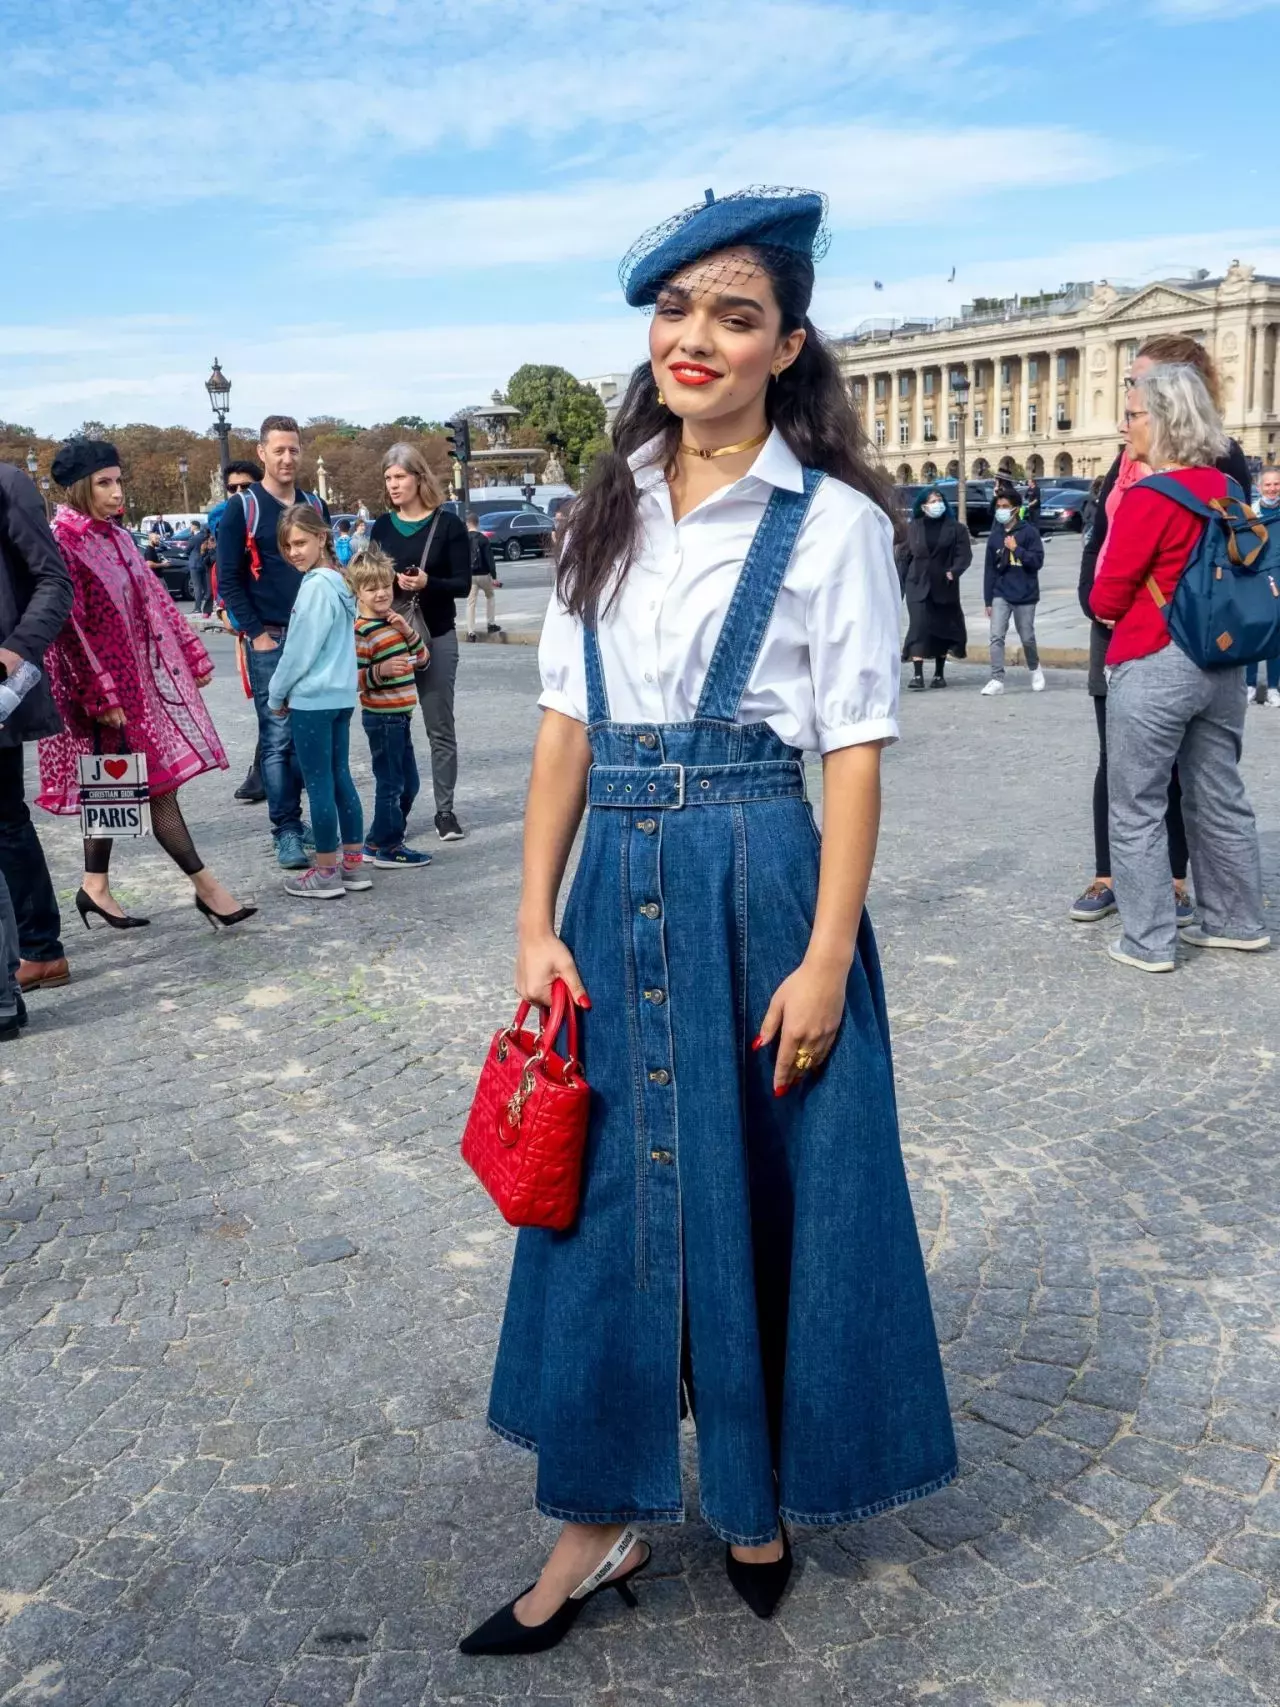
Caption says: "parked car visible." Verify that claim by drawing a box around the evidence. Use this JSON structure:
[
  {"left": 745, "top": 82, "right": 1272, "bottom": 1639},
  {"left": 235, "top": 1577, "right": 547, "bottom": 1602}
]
[
  {"left": 141, "top": 529, "right": 199, "bottom": 599},
  {"left": 1037, "top": 487, "right": 1088, "bottom": 533},
  {"left": 931, "top": 480, "right": 995, "bottom": 536},
  {"left": 1040, "top": 476, "right": 1092, "bottom": 493},
  {"left": 478, "top": 509, "right": 556, "bottom": 561}
]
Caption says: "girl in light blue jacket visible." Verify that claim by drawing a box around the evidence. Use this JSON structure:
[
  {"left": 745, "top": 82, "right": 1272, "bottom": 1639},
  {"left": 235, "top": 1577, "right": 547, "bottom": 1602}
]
[{"left": 267, "top": 506, "right": 368, "bottom": 899}]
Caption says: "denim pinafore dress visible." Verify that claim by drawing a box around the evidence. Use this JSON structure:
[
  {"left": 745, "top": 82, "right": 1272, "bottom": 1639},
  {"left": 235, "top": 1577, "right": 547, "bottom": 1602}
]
[{"left": 489, "top": 470, "right": 956, "bottom": 1546}]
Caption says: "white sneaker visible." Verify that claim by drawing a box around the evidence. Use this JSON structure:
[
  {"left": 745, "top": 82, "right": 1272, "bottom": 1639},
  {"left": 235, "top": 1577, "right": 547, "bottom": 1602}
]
[
  {"left": 1179, "top": 926, "right": 1270, "bottom": 952},
  {"left": 981, "top": 678, "right": 1005, "bottom": 696},
  {"left": 1108, "top": 940, "right": 1175, "bottom": 973},
  {"left": 1267, "top": 689, "right": 1280, "bottom": 708},
  {"left": 1030, "top": 667, "right": 1046, "bottom": 692}
]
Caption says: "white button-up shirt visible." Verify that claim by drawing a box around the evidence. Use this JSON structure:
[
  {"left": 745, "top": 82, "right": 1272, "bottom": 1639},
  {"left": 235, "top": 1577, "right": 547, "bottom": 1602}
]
[{"left": 538, "top": 429, "right": 901, "bottom": 753}]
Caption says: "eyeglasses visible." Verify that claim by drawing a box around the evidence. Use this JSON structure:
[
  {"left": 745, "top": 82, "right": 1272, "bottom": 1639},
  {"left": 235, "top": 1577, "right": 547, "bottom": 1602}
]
[
  {"left": 1122, "top": 410, "right": 1149, "bottom": 424},
  {"left": 226, "top": 479, "right": 253, "bottom": 492}
]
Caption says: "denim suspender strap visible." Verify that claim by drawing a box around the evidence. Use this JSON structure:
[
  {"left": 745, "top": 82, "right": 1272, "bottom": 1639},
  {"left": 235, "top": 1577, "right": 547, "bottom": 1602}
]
[
  {"left": 694, "top": 468, "right": 824, "bottom": 723},
  {"left": 583, "top": 620, "right": 611, "bottom": 726}
]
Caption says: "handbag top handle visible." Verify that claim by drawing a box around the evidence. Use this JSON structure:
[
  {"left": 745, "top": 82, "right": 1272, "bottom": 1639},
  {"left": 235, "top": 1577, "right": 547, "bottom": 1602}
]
[{"left": 509, "top": 978, "right": 578, "bottom": 1063}]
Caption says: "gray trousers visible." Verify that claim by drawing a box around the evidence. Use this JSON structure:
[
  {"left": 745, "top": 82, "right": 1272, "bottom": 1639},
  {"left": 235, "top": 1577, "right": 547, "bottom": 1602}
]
[
  {"left": 1108, "top": 645, "right": 1264, "bottom": 963},
  {"left": 0, "top": 868, "right": 19, "bottom": 1020},
  {"left": 989, "top": 598, "right": 1039, "bottom": 677},
  {"left": 414, "top": 625, "right": 459, "bottom": 816}
]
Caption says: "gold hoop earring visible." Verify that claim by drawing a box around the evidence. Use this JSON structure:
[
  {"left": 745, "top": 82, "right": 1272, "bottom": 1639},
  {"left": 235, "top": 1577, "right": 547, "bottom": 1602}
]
[{"left": 657, "top": 387, "right": 666, "bottom": 407}]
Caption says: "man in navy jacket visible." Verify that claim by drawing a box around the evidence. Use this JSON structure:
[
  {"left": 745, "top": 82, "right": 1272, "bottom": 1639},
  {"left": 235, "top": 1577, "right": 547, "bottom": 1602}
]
[{"left": 215, "top": 416, "right": 329, "bottom": 867}]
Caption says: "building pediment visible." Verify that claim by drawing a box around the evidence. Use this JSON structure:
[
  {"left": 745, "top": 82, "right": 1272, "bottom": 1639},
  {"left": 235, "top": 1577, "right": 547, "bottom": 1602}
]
[{"left": 1098, "top": 283, "right": 1208, "bottom": 324}]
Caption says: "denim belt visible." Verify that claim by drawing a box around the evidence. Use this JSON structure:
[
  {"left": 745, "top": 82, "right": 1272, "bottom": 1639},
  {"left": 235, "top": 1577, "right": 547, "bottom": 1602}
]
[{"left": 587, "top": 760, "right": 806, "bottom": 810}]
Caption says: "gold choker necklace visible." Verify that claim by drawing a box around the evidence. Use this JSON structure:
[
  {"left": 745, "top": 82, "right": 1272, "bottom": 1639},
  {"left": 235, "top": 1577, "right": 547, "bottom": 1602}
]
[{"left": 678, "top": 430, "right": 769, "bottom": 461}]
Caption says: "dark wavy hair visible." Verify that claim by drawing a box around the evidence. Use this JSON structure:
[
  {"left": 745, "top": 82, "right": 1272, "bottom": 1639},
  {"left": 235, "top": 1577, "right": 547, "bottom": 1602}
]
[{"left": 556, "top": 245, "right": 893, "bottom": 620}]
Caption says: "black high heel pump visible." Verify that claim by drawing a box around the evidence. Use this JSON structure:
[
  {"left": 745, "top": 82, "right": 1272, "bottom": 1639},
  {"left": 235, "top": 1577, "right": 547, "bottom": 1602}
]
[
  {"left": 725, "top": 1529, "right": 792, "bottom": 1619},
  {"left": 195, "top": 895, "right": 258, "bottom": 930},
  {"left": 75, "top": 887, "right": 149, "bottom": 930},
  {"left": 459, "top": 1527, "right": 651, "bottom": 1657}
]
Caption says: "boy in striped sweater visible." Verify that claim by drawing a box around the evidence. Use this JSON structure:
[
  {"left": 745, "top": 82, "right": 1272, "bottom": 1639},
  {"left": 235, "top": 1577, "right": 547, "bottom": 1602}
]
[{"left": 351, "top": 549, "right": 433, "bottom": 869}]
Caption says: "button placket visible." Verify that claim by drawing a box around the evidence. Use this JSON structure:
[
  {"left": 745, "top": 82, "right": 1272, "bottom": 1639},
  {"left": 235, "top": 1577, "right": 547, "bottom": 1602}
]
[{"left": 628, "top": 806, "right": 678, "bottom": 1213}]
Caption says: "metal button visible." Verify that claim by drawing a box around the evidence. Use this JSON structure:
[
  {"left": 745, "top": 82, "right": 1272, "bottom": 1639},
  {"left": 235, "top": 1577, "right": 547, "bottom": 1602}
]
[
  {"left": 637, "top": 732, "right": 658, "bottom": 749},
  {"left": 643, "top": 988, "right": 666, "bottom": 1005},
  {"left": 650, "top": 1148, "right": 673, "bottom": 1165},
  {"left": 636, "top": 818, "right": 657, "bottom": 835},
  {"left": 648, "top": 1068, "right": 671, "bottom": 1085},
  {"left": 643, "top": 672, "right": 654, "bottom": 683},
  {"left": 640, "top": 902, "right": 661, "bottom": 920}
]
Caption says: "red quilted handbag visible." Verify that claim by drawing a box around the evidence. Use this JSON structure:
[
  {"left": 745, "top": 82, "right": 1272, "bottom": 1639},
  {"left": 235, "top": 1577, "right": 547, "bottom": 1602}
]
[{"left": 461, "top": 979, "right": 590, "bottom": 1231}]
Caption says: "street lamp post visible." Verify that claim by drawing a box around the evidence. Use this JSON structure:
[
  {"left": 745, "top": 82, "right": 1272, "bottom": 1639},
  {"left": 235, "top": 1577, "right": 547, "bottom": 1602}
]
[
  {"left": 39, "top": 477, "right": 50, "bottom": 518},
  {"left": 205, "top": 359, "right": 232, "bottom": 494},
  {"left": 950, "top": 370, "right": 970, "bottom": 528},
  {"left": 178, "top": 454, "right": 190, "bottom": 513}
]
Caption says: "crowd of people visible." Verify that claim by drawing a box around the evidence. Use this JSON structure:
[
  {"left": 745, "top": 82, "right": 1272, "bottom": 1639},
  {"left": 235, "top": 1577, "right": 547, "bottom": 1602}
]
[
  {"left": 0, "top": 418, "right": 507, "bottom": 1032},
  {"left": 896, "top": 329, "right": 1274, "bottom": 973}
]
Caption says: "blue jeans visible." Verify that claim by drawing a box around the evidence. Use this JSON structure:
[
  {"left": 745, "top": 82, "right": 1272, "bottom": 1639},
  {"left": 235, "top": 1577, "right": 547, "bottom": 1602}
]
[
  {"left": 1244, "top": 654, "right": 1280, "bottom": 689},
  {"left": 290, "top": 708, "right": 363, "bottom": 856},
  {"left": 362, "top": 712, "right": 420, "bottom": 850},
  {"left": 245, "top": 638, "right": 304, "bottom": 838}
]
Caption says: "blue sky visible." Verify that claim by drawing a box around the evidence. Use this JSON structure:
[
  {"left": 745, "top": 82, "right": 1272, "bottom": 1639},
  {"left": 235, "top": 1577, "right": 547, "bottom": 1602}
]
[{"left": 3, "top": 0, "right": 1280, "bottom": 435}]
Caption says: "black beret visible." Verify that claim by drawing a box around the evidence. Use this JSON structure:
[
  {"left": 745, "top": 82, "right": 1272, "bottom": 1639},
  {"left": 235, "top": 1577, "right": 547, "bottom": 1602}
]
[{"left": 51, "top": 439, "right": 120, "bottom": 488}]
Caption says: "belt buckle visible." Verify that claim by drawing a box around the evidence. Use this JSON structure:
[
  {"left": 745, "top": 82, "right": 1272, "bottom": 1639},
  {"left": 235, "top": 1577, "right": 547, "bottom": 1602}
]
[{"left": 660, "top": 762, "right": 686, "bottom": 809}]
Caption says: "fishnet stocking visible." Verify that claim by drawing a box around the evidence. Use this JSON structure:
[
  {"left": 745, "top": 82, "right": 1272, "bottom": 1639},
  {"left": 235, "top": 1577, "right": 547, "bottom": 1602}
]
[{"left": 82, "top": 790, "right": 205, "bottom": 879}]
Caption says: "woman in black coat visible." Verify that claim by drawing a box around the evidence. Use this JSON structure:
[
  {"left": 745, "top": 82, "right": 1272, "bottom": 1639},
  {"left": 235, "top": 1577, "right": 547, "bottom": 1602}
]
[{"left": 895, "top": 487, "right": 971, "bottom": 690}]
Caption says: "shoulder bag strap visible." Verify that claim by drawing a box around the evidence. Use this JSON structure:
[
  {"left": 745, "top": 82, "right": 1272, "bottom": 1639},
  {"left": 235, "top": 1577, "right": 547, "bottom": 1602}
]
[{"left": 416, "top": 509, "right": 443, "bottom": 575}]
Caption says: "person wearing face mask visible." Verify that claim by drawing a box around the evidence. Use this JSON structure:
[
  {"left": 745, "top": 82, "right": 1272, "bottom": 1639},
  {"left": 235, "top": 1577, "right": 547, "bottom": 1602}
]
[
  {"left": 981, "top": 495, "right": 1045, "bottom": 695},
  {"left": 894, "top": 486, "right": 970, "bottom": 689},
  {"left": 1245, "top": 466, "right": 1280, "bottom": 706}
]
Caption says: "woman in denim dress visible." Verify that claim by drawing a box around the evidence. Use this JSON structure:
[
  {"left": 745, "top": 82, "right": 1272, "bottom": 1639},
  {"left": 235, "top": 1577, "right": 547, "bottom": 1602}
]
[{"left": 462, "top": 189, "right": 956, "bottom": 1656}]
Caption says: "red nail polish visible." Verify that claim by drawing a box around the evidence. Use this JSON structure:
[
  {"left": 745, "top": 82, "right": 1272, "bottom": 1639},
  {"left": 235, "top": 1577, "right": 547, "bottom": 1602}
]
[
  {"left": 774, "top": 1085, "right": 788, "bottom": 1099},
  {"left": 577, "top": 994, "right": 592, "bottom": 1010},
  {"left": 751, "top": 1034, "right": 765, "bottom": 1051}
]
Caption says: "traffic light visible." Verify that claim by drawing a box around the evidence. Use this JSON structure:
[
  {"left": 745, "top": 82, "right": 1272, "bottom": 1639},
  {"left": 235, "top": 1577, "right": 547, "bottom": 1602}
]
[{"left": 446, "top": 417, "right": 471, "bottom": 462}]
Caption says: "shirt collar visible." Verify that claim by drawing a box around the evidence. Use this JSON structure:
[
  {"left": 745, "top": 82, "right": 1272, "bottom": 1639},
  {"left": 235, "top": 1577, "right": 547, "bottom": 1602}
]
[{"left": 628, "top": 426, "right": 804, "bottom": 497}]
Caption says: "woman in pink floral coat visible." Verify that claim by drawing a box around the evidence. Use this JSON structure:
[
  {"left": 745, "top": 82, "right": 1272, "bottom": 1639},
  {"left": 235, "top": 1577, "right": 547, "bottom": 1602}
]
[{"left": 39, "top": 440, "right": 256, "bottom": 931}]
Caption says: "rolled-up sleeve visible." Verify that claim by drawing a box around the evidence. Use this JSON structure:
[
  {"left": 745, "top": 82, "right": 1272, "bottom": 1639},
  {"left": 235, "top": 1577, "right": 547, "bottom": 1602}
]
[
  {"left": 537, "top": 590, "right": 588, "bottom": 722},
  {"left": 805, "top": 499, "right": 901, "bottom": 752}
]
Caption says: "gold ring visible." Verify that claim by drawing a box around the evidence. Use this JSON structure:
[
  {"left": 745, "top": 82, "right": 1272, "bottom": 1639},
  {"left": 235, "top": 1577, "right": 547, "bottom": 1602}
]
[{"left": 793, "top": 1048, "right": 816, "bottom": 1073}]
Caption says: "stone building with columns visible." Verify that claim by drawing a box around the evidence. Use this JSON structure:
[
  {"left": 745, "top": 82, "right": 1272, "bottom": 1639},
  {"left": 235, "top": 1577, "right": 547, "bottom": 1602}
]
[{"left": 835, "top": 260, "right": 1280, "bottom": 485}]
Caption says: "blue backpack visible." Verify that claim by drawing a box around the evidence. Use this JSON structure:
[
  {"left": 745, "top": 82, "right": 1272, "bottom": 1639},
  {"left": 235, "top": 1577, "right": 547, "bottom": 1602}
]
[{"left": 1139, "top": 473, "right": 1280, "bottom": 669}]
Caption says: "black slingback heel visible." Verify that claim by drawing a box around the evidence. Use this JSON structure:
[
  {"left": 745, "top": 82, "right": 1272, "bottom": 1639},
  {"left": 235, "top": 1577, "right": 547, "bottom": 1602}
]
[{"left": 459, "top": 1527, "right": 651, "bottom": 1656}]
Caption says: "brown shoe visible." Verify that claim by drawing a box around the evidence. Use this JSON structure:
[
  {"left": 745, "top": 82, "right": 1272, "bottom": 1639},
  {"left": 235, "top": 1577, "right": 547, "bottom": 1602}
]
[{"left": 17, "top": 957, "right": 71, "bottom": 992}]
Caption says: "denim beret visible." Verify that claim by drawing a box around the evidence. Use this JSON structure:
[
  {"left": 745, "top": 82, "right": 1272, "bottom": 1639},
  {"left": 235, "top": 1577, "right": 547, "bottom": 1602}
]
[{"left": 620, "top": 187, "right": 828, "bottom": 307}]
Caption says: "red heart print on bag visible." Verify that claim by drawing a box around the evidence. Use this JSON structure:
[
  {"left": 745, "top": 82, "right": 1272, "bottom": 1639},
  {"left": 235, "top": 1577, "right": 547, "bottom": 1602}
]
[{"left": 104, "top": 759, "right": 128, "bottom": 779}]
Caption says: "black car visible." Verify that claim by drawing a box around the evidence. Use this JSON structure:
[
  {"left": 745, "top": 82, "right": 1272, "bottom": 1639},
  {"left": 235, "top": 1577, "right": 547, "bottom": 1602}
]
[
  {"left": 478, "top": 509, "right": 556, "bottom": 561},
  {"left": 142, "top": 531, "right": 201, "bottom": 599},
  {"left": 932, "top": 480, "right": 995, "bottom": 536},
  {"left": 1037, "top": 487, "right": 1088, "bottom": 533}
]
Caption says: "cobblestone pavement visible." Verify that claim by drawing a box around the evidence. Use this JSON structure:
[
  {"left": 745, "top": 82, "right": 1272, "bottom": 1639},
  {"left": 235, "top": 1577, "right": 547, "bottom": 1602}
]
[{"left": 2, "top": 637, "right": 1279, "bottom": 1707}]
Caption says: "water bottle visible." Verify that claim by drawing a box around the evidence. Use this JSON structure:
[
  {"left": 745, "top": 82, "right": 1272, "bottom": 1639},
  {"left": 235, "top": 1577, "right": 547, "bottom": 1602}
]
[{"left": 0, "top": 660, "right": 42, "bottom": 727}]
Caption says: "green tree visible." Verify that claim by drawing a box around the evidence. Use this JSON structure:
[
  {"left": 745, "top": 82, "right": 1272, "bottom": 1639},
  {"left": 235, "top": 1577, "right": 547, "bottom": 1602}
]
[{"left": 504, "top": 366, "right": 605, "bottom": 470}]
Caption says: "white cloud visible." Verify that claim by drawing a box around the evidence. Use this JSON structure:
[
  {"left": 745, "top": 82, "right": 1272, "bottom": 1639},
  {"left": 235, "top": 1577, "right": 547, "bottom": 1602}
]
[{"left": 326, "top": 123, "right": 1122, "bottom": 274}]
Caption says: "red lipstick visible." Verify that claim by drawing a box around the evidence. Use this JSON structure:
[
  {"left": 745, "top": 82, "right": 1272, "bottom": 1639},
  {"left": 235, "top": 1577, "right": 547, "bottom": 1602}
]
[{"left": 669, "top": 363, "right": 720, "bottom": 386}]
